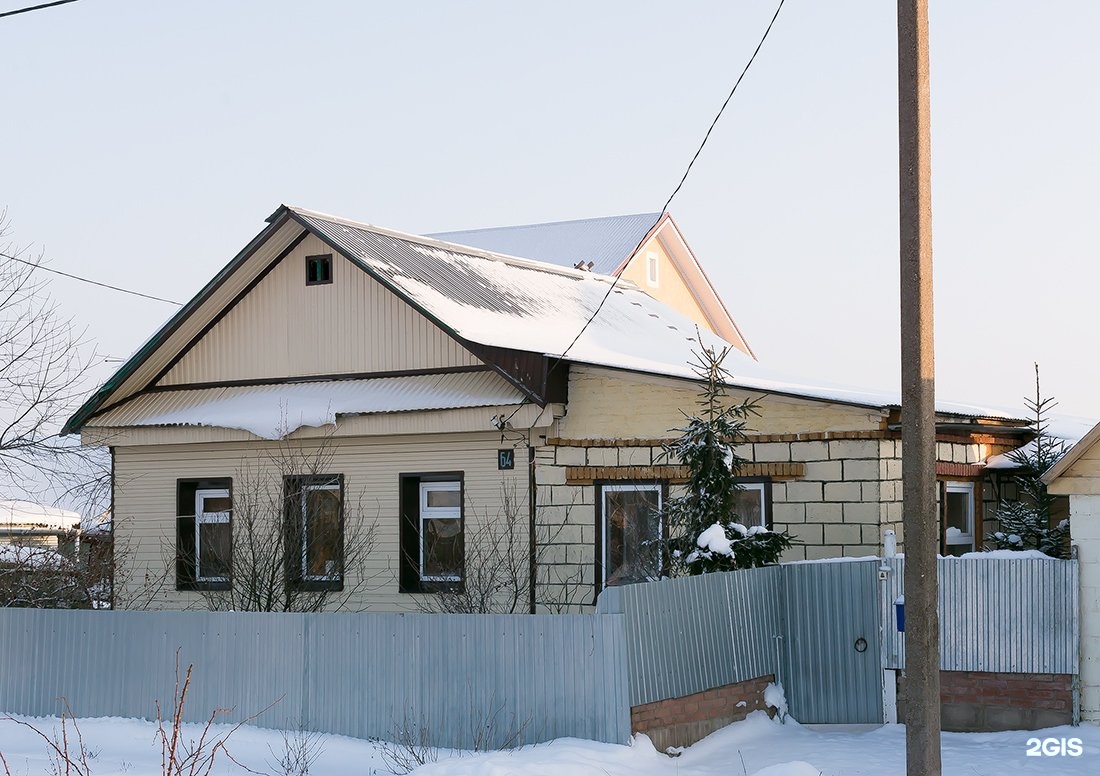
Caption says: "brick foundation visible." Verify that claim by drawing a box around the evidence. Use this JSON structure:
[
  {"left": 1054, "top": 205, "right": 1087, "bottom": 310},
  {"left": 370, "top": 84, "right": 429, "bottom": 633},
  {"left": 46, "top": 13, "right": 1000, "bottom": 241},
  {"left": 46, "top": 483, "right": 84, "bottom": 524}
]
[
  {"left": 630, "top": 675, "right": 774, "bottom": 751},
  {"left": 896, "top": 670, "right": 1073, "bottom": 731}
]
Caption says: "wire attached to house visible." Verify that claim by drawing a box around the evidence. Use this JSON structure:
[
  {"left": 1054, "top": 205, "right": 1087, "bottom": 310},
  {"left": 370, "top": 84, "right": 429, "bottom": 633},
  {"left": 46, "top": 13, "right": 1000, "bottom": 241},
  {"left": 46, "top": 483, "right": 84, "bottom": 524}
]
[
  {"left": 0, "top": 0, "right": 81, "bottom": 20},
  {"left": 496, "top": 0, "right": 787, "bottom": 432},
  {"left": 0, "top": 250, "right": 183, "bottom": 305},
  {"left": 554, "top": 0, "right": 786, "bottom": 368}
]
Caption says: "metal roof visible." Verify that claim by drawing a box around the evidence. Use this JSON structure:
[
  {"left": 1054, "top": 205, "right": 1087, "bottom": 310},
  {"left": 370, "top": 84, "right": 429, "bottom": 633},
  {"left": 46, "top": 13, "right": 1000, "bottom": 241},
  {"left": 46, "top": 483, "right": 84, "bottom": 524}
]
[
  {"left": 427, "top": 213, "right": 662, "bottom": 275},
  {"left": 88, "top": 371, "right": 524, "bottom": 439}
]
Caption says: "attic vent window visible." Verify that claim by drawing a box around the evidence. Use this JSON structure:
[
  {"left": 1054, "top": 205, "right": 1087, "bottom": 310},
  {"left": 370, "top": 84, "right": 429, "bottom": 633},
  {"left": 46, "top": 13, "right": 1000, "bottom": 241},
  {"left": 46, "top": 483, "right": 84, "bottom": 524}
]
[
  {"left": 306, "top": 254, "right": 333, "bottom": 285},
  {"left": 646, "top": 252, "right": 659, "bottom": 288}
]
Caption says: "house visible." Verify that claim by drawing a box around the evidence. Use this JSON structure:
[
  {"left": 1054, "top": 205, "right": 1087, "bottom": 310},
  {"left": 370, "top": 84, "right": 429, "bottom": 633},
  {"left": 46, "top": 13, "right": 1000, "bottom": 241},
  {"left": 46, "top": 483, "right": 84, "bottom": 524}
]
[
  {"left": 1041, "top": 424, "right": 1100, "bottom": 722},
  {"left": 429, "top": 212, "right": 752, "bottom": 357},
  {"left": 0, "top": 500, "right": 81, "bottom": 555},
  {"left": 0, "top": 500, "right": 87, "bottom": 608},
  {"left": 64, "top": 205, "right": 1037, "bottom": 612}
]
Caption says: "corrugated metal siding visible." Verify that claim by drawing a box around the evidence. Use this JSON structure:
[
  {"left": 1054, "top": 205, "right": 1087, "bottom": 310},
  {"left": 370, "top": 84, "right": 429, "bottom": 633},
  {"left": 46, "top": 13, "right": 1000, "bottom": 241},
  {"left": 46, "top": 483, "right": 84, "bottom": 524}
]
[
  {"left": 159, "top": 234, "right": 481, "bottom": 386},
  {"left": 427, "top": 213, "right": 662, "bottom": 275},
  {"left": 618, "top": 567, "right": 783, "bottom": 706},
  {"left": 881, "top": 556, "right": 1078, "bottom": 673},
  {"left": 0, "top": 609, "right": 630, "bottom": 748},
  {"left": 782, "top": 560, "right": 883, "bottom": 723},
  {"left": 91, "top": 372, "right": 523, "bottom": 434}
]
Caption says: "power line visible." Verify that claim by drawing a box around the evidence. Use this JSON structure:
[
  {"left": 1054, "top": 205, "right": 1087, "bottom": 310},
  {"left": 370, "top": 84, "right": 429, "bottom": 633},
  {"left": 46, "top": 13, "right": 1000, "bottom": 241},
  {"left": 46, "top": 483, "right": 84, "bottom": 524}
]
[
  {"left": 555, "top": 0, "right": 786, "bottom": 368},
  {"left": 0, "top": 0, "right": 81, "bottom": 20},
  {"left": 0, "top": 251, "right": 183, "bottom": 305},
  {"left": 501, "top": 0, "right": 787, "bottom": 433}
]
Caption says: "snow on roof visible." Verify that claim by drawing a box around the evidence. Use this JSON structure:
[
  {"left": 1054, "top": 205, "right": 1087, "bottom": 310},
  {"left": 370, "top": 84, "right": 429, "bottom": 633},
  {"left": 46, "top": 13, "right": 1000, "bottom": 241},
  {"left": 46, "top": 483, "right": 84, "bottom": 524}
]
[
  {"left": 0, "top": 501, "right": 81, "bottom": 531},
  {"left": 983, "top": 413, "right": 1095, "bottom": 469},
  {"left": 88, "top": 370, "right": 525, "bottom": 439},
  {"left": 0, "top": 543, "right": 68, "bottom": 569},
  {"left": 427, "top": 213, "right": 662, "bottom": 275},
  {"left": 284, "top": 207, "right": 1045, "bottom": 419}
]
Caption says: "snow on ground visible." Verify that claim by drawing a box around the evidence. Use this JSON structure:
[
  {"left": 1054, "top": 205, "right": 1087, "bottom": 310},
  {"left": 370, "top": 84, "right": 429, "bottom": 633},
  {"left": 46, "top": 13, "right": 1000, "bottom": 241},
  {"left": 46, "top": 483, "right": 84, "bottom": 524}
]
[{"left": 1, "top": 711, "right": 1098, "bottom": 775}]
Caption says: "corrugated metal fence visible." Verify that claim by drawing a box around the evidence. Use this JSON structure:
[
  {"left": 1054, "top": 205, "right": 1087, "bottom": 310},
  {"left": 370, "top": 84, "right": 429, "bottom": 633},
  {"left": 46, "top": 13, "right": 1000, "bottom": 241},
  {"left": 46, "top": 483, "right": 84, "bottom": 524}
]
[
  {"left": 881, "top": 556, "right": 1078, "bottom": 674},
  {"left": 0, "top": 609, "right": 630, "bottom": 748}
]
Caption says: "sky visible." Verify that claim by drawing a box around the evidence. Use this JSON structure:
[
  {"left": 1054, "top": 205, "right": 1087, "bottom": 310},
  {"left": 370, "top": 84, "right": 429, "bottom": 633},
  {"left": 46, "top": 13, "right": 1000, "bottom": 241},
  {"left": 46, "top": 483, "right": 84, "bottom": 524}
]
[{"left": 2, "top": 0, "right": 1098, "bottom": 424}]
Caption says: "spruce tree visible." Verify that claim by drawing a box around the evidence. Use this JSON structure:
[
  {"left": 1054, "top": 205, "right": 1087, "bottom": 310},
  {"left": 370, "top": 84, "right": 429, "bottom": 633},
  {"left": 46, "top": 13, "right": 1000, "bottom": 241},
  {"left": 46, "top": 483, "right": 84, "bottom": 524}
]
[
  {"left": 990, "top": 364, "right": 1070, "bottom": 558},
  {"left": 662, "top": 341, "right": 793, "bottom": 573}
]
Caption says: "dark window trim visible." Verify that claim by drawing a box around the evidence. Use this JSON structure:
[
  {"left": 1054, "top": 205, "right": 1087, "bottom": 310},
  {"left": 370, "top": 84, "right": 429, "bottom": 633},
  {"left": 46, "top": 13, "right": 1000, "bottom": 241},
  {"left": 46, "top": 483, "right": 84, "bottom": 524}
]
[
  {"left": 398, "top": 471, "right": 465, "bottom": 594},
  {"left": 284, "top": 473, "right": 345, "bottom": 592},
  {"left": 733, "top": 476, "right": 773, "bottom": 529},
  {"left": 175, "top": 477, "right": 233, "bottom": 592},
  {"left": 305, "top": 253, "right": 333, "bottom": 286},
  {"left": 593, "top": 479, "right": 668, "bottom": 600}
]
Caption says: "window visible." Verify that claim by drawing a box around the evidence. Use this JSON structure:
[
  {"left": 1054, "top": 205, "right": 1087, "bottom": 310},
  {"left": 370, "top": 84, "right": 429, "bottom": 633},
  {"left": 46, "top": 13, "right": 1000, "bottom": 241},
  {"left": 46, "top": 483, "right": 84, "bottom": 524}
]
[
  {"left": 734, "top": 480, "right": 770, "bottom": 527},
  {"left": 305, "top": 254, "right": 332, "bottom": 285},
  {"left": 175, "top": 478, "right": 232, "bottom": 591},
  {"left": 285, "top": 475, "right": 344, "bottom": 590},
  {"left": 941, "top": 481, "right": 977, "bottom": 556},
  {"left": 646, "top": 252, "right": 660, "bottom": 288},
  {"left": 399, "top": 473, "right": 464, "bottom": 593},
  {"left": 599, "top": 483, "right": 662, "bottom": 589}
]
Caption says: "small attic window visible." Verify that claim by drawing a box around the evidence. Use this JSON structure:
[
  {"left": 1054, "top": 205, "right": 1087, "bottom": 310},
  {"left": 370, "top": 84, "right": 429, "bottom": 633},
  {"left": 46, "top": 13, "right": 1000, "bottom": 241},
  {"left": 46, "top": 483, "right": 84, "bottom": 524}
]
[
  {"left": 306, "top": 254, "right": 333, "bottom": 285},
  {"left": 646, "top": 252, "right": 659, "bottom": 288}
]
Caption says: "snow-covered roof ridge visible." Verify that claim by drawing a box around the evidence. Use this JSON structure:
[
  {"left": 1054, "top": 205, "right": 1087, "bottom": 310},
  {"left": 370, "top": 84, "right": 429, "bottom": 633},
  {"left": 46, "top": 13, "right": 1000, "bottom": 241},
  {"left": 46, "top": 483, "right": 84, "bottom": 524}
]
[{"left": 285, "top": 205, "right": 625, "bottom": 283}]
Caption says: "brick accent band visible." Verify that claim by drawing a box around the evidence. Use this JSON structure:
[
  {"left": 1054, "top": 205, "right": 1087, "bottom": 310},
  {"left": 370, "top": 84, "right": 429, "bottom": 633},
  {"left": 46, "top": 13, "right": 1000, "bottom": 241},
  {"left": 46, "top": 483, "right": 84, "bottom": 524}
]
[
  {"left": 935, "top": 462, "right": 986, "bottom": 477},
  {"left": 631, "top": 675, "right": 775, "bottom": 751},
  {"left": 565, "top": 462, "right": 805, "bottom": 485}
]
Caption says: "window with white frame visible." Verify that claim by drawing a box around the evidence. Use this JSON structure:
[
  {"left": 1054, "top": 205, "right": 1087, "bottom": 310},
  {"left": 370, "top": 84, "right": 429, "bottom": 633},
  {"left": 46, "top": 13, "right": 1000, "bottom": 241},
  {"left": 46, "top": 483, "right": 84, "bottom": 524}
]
[
  {"left": 175, "top": 477, "right": 232, "bottom": 591},
  {"left": 419, "top": 480, "right": 463, "bottom": 582},
  {"left": 734, "top": 481, "right": 769, "bottom": 527},
  {"left": 601, "top": 483, "right": 662, "bottom": 588},
  {"left": 195, "top": 488, "right": 231, "bottom": 583},
  {"left": 284, "top": 474, "right": 344, "bottom": 589},
  {"left": 646, "top": 252, "right": 660, "bottom": 288},
  {"left": 942, "top": 481, "right": 975, "bottom": 556}
]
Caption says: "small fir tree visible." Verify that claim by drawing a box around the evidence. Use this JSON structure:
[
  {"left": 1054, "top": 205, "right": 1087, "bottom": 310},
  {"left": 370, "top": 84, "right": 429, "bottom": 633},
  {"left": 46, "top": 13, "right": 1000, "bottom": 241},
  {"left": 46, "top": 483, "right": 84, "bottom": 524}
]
[
  {"left": 991, "top": 364, "right": 1070, "bottom": 558},
  {"left": 662, "top": 341, "right": 793, "bottom": 573}
]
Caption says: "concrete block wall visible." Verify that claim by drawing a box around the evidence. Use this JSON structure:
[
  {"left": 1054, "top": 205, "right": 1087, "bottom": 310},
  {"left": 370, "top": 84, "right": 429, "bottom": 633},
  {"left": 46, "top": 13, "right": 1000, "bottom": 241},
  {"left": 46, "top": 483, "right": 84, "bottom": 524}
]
[{"left": 630, "top": 674, "right": 775, "bottom": 750}]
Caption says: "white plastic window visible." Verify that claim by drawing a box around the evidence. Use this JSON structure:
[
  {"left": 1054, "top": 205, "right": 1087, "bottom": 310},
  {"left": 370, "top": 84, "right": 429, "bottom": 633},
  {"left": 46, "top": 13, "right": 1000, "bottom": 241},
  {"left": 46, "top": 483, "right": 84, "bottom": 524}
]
[
  {"left": 602, "top": 484, "right": 662, "bottom": 587},
  {"left": 420, "top": 481, "right": 462, "bottom": 582},
  {"left": 943, "top": 481, "right": 975, "bottom": 556},
  {"left": 301, "top": 482, "right": 341, "bottom": 580},
  {"left": 734, "top": 482, "right": 768, "bottom": 527},
  {"left": 195, "top": 488, "right": 230, "bottom": 583}
]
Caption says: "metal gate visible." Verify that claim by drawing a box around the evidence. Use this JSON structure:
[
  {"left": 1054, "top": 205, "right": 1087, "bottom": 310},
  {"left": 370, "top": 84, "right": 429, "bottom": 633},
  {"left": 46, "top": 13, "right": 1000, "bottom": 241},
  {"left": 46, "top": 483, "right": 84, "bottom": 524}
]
[{"left": 781, "top": 559, "right": 883, "bottom": 724}]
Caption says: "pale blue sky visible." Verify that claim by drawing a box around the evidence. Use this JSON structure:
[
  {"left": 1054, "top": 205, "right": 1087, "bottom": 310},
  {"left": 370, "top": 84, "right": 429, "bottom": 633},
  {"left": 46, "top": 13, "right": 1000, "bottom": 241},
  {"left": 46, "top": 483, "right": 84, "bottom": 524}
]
[{"left": 3, "top": 1, "right": 1098, "bottom": 422}]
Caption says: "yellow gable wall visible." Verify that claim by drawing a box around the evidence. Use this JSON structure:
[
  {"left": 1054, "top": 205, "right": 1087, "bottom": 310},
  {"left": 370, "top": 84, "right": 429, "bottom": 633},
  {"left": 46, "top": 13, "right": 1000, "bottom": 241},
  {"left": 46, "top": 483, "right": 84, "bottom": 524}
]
[
  {"left": 619, "top": 237, "right": 716, "bottom": 336},
  {"left": 158, "top": 234, "right": 481, "bottom": 386},
  {"left": 1049, "top": 441, "right": 1100, "bottom": 495},
  {"left": 560, "top": 365, "right": 886, "bottom": 440}
]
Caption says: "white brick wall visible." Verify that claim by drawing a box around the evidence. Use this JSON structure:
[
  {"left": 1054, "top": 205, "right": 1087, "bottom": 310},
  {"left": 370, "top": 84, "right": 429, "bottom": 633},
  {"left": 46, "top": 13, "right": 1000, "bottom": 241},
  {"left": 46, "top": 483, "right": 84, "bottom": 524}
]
[{"left": 1071, "top": 494, "right": 1100, "bottom": 722}]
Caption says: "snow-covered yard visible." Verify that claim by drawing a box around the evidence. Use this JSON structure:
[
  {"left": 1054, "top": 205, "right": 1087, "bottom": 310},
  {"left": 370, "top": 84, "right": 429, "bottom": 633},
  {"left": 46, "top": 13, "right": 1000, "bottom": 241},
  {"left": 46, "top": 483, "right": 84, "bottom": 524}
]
[{"left": 1, "top": 711, "right": 1097, "bottom": 775}]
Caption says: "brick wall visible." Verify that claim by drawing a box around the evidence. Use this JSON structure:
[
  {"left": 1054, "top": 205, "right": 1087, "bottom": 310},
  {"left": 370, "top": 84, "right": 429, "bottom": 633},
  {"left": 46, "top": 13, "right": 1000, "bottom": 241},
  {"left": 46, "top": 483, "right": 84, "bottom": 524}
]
[
  {"left": 630, "top": 674, "right": 775, "bottom": 750},
  {"left": 896, "top": 670, "right": 1073, "bottom": 731}
]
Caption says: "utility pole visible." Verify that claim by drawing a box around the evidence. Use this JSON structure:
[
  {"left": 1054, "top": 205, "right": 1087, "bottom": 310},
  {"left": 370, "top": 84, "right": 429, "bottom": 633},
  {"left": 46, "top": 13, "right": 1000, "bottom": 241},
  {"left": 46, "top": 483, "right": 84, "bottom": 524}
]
[{"left": 898, "top": 0, "right": 941, "bottom": 774}]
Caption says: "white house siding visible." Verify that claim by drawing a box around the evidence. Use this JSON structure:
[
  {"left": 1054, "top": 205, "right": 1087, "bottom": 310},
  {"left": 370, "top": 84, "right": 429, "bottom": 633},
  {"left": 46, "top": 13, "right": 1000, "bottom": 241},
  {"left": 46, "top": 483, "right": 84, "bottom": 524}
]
[
  {"left": 158, "top": 234, "right": 481, "bottom": 386},
  {"left": 112, "top": 431, "right": 528, "bottom": 612}
]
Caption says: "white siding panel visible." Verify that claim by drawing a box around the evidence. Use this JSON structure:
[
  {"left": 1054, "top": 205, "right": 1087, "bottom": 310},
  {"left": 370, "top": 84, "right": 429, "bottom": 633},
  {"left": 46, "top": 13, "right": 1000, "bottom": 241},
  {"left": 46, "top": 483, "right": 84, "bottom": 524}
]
[
  {"left": 114, "top": 433, "right": 528, "bottom": 612},
  {"left": 159, "top": 235, "right": 481, "bottom": 386}
]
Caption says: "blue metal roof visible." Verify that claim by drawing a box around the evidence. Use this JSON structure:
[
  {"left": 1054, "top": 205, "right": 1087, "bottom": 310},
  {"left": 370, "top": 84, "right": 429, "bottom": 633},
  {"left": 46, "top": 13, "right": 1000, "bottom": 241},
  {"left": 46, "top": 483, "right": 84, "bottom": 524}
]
[{"left": 428, "top": 213, "right": 663, "bottom": 275}]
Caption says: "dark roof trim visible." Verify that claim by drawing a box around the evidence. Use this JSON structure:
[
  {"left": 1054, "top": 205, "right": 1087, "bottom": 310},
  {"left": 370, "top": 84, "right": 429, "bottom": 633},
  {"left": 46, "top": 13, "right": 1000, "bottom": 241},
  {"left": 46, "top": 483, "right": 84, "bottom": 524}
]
[
  {"left": 63, "top": 211, "right": 300, "bottom": 435},
  {"left": 141, "top": 365, "right": 493, "bottom": 394}
]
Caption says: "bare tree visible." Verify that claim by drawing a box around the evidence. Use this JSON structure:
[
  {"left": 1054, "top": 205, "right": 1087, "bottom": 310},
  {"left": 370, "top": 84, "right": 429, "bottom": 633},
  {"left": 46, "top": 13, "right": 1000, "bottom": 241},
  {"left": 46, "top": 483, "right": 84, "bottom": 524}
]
[
  {"left": 413, "top": 479, "right": 588, "bottom": 615},
  {"left": 0, "top": 211, "right": 106, "bottom": 506},
  {"left": 195, "top": 433, "right": 379, "bottom": 612}
]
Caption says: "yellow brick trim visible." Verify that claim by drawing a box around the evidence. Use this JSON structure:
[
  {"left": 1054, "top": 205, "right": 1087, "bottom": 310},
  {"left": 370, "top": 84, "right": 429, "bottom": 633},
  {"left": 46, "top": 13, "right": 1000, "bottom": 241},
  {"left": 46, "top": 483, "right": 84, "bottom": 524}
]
[
  {"left": 564, "top": 462, "right": 804, "bottom": 485},
  {"left": 566, "top": 465, "right": 690, "bottom": 485}
]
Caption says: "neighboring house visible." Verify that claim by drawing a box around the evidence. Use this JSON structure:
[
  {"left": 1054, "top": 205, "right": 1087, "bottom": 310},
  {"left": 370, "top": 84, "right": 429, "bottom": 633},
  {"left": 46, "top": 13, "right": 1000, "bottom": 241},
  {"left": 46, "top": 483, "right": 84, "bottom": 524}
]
[
  {"left": 1041, "top": 423, "right": 1100, "bottom": 722},
  {"left": 0, "top": 500, "right": 81, "bottom": 556},
  {"left": 429, "top": 213, "right": 753, "bottom": 357},
  {"left": 64, "top": 205, "right": 1036, "bottom": 612}
]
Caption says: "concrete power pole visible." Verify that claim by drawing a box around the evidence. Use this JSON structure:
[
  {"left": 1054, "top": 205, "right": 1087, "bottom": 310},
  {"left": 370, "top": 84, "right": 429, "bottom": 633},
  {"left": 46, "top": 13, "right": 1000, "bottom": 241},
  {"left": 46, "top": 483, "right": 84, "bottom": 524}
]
[{"left": 898, "top": 0, "right": 942, "bottom": 773}]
